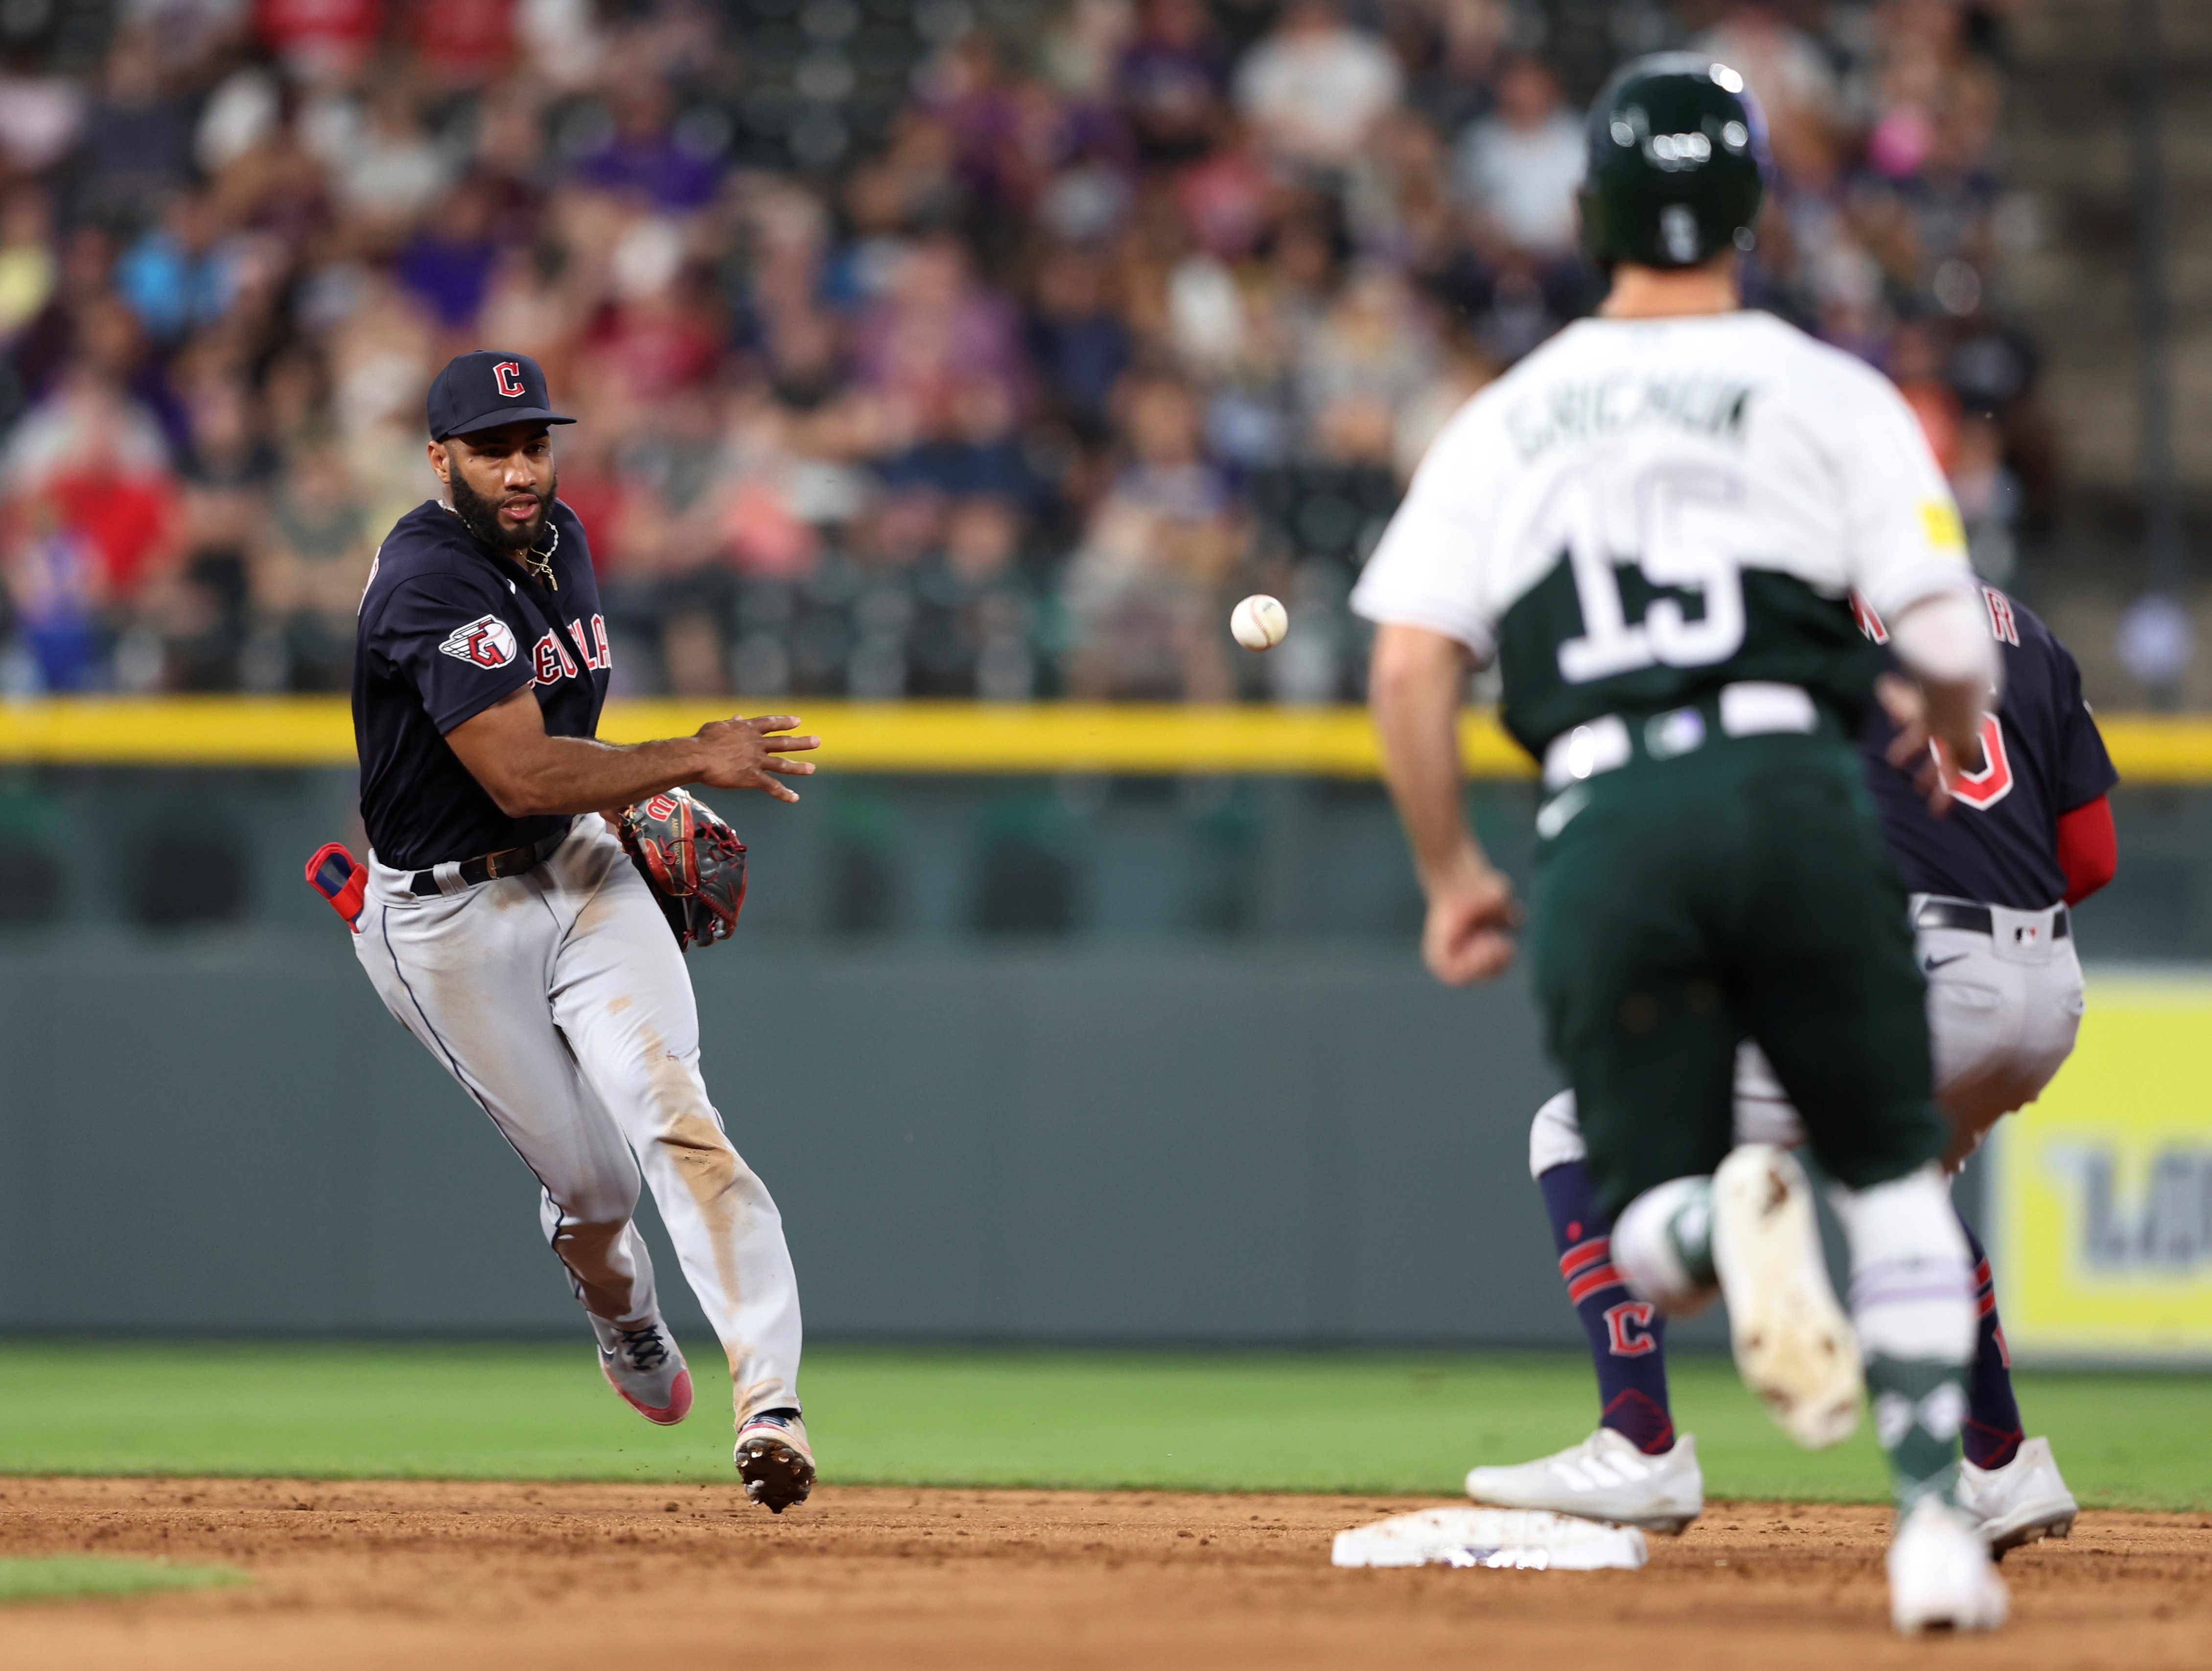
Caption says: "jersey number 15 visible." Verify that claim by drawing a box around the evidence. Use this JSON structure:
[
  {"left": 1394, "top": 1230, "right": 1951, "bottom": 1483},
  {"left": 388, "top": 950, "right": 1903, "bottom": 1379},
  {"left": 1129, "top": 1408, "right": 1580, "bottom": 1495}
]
[{"left": 1555, "top": 466, "right": 1747, "bottom": 684}]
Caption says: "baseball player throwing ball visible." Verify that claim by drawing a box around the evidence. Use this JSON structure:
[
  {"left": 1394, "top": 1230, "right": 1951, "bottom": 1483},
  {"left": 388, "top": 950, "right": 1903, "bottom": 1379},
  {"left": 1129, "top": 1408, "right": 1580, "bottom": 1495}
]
[
  {"left": 1356, "top": 57, "right": 2015, "bottom": 1631},
  {"left": 1473, "top": 583, "right": 2115, "bottom": 1555},
  {"left": 328, "top": 351, "right": 818, "bottom": 1511}
]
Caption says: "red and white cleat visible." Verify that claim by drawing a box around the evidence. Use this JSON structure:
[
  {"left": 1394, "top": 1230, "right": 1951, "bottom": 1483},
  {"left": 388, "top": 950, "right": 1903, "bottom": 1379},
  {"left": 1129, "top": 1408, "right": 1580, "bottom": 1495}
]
[{"left": 593, "top": 1319, "right": 693, "bottom": 1425}]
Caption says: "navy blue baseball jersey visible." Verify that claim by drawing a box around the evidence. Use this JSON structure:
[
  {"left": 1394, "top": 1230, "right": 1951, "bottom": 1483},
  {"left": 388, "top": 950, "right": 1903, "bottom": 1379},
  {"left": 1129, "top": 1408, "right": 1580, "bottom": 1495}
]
[
  {"left": 353, "top": 498, "right": 611, "bottom": 872},
  {"left": 1859, "top": 586, "right": 2117, "bottom": 910}
]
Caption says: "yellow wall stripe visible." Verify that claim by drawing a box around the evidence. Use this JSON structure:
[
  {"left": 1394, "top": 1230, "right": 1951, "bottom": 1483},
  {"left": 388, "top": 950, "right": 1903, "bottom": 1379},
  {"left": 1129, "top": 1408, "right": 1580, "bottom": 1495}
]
[
  {"left": 0, "top": 697, "right": 2204, "bottom": 781},
  {"left": 601, "top": 702, "right": 1535, "bottom": 776},
  {"left": 2083, "top": 716, "right": 2212, "bottom": 782}
]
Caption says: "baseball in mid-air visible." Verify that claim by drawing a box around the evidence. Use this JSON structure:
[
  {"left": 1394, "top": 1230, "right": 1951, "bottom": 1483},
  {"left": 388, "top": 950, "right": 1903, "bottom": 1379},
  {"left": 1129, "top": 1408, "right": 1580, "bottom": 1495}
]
[{"left": 1230, "top": 594, "right": 1289, "bottom": 651}]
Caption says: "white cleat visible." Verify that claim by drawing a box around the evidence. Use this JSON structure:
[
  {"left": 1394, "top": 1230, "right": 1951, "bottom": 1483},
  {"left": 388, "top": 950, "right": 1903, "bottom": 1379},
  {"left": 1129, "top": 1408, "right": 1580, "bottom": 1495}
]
[
  {"left": 1712, "top": 1145, "right": 1862, "bottom": 1449},
  {"left": 1888, "top": 1494, "right": 2010, "bottom": 1634},
  {"left": 1465, "top": 1427, "right": 1703, "bottom": 1533},
  {"left": 735, "top": 1410, "right": 815, "bottom": 1513},
  {"left": 1960, "top": 1436, "right": 2077, "bottom": 1554}
]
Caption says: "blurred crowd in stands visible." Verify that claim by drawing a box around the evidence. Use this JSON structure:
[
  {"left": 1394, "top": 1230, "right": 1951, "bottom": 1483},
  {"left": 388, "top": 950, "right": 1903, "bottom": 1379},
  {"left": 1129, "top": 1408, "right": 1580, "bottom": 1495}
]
[{"left": 0, "top": 0, "right": 2045, "bottom": 702}]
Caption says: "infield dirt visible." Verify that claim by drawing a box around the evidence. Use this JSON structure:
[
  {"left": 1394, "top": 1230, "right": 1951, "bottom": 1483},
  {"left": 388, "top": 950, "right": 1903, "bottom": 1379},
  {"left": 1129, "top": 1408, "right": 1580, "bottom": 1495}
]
[{"left": 0, "top": 1478, "right": 2205, "bottom": 1669}]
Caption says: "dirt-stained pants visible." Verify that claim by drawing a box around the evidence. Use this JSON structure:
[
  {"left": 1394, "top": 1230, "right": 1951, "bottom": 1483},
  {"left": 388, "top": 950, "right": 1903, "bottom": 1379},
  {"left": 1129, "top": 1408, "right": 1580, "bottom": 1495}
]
[{"left": 353, "top": 815, "right": 801, "bottom": 1425}]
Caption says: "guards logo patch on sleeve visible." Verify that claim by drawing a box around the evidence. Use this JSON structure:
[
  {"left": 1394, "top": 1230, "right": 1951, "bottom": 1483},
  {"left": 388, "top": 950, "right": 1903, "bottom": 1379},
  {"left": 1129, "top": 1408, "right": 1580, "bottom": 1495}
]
[{"left": 439, "top": 614, "right": 519, "bottom": 669}]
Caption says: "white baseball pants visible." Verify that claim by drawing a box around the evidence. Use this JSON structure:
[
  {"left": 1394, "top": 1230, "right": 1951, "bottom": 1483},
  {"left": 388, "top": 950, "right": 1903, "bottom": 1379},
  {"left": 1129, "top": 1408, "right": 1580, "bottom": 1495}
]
[
  {"left": 353, "top": 815, "right": 802, "bottom": 1425},
  {"left": 1531, "top": 897, "right": 2085, "bottom": 1177}
]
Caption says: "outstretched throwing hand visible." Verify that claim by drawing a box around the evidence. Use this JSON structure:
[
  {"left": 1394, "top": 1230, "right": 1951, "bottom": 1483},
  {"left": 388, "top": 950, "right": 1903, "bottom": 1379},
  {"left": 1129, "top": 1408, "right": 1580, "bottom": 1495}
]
[{"left": 694, "top": 714, "right": 822, "bottom": 802}]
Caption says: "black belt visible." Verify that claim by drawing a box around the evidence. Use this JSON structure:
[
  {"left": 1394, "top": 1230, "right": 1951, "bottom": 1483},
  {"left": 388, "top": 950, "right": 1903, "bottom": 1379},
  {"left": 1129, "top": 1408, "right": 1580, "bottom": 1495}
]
[
  {"left": 1913, "top": 895, "right": 2069, "bottom": 940},
  {"left": 409, "top": 826, "right": 571, "bottom": 896}
]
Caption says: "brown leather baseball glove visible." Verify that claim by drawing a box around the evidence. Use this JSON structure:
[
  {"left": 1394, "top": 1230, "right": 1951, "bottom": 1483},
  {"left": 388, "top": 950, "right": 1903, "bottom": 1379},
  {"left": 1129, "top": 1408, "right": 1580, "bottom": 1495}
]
[{"left": 617, "top": 789, "right": 749, "bottom": 950}]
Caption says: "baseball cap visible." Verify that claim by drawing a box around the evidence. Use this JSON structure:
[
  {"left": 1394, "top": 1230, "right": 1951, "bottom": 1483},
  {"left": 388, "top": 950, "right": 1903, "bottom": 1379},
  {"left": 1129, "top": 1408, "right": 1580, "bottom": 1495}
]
[{"left": 426, "top": 350, "right": 576, "bottom": 441}]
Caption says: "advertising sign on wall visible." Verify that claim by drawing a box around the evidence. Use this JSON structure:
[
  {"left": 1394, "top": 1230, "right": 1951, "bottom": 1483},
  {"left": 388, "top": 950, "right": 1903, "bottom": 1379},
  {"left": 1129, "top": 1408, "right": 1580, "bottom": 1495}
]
[{"left": 1993, "top": 976, "right": 2212, "bottom": 1360}]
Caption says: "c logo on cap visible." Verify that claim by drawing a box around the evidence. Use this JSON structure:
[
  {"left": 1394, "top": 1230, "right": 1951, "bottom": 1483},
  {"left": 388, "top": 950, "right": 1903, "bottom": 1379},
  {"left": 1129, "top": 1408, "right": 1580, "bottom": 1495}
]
[{"left": 493, "top": 360, "right": 525, "bottom": 398}]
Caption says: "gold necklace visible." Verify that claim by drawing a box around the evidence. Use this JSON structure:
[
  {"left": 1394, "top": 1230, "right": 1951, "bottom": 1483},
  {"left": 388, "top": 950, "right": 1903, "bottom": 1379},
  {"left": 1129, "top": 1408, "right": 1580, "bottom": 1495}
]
[
  {"left": 442, "top": 498, "right": 560, "bottom": 588},
  {"left": 518, "top": 521, "right": 560, "bottom": 590}
]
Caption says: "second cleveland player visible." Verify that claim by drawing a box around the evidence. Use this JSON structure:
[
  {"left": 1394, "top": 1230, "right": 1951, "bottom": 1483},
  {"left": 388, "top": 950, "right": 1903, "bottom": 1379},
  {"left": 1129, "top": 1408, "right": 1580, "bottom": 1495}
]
[{"left": 1469, "top": 582, "right": 2116, "bottom": 1551}]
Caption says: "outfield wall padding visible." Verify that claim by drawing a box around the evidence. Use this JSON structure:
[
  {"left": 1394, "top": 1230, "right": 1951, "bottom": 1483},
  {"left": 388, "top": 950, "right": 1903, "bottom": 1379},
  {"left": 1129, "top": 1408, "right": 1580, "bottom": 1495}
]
[{"left": 0, "top": 933, "right": 1745, "bottom": 1349}]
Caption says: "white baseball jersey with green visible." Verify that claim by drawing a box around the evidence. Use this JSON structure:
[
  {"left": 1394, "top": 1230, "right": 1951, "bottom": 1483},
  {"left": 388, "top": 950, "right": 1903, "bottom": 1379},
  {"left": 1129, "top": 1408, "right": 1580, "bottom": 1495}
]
[{"left": 1351, "top": 309, "right": 1977, "bottom": 758}]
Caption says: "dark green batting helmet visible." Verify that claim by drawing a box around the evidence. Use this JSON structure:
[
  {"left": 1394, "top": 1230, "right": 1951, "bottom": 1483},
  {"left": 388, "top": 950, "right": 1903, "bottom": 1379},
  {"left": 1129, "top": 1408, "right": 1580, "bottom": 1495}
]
[{"left": 1579, "top": 53, "right": 1768, "bottom": 270}]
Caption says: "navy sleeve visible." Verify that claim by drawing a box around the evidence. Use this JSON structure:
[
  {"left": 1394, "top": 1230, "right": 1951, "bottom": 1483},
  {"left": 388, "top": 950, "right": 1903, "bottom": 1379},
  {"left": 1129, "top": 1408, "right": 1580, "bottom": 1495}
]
[
  {"left": 2051, "top": 641, "right": 2119, "bottom": 809},
  {"left": 373, "top": 571, "right": 534, "bottom": 735}
]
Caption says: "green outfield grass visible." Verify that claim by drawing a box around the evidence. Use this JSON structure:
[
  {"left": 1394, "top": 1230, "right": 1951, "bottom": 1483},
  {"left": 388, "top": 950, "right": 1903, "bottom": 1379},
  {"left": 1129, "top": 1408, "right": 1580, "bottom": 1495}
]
[
  {"left": 0, "top": 1343, "right": 2203, "bottom": 1510},
  {"left": 0, "top": 1558, "right": 244, "bottom": 1604}
]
